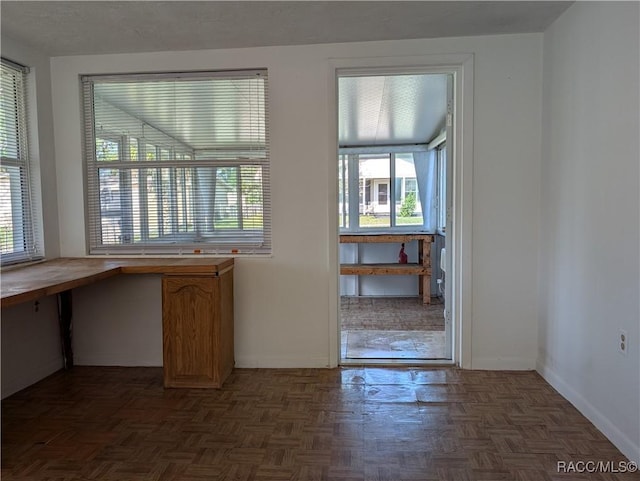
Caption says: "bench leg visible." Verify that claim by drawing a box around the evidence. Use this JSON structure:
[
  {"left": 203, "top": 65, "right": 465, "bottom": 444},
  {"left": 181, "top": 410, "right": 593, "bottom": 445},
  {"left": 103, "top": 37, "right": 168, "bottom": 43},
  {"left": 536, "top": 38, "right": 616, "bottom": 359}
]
[
  {"left": 57, "top": 290, "right": 74, "bottom": 370},
  {"left": 422, "top": 275, "right": 431, "bottom": 305},
  {"left": 419, "top": 239, "right": 431, "bottom": 304}
]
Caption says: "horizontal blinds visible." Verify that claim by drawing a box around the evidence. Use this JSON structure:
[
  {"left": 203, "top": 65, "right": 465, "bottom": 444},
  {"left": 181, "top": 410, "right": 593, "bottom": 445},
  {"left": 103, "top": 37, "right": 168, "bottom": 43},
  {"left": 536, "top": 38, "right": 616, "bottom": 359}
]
[
  {"left": 0, "top": 59, "right": 40, "bottom": 265},
  {"left": 82, "top": 70, "right": 271, "bottom": 255}
]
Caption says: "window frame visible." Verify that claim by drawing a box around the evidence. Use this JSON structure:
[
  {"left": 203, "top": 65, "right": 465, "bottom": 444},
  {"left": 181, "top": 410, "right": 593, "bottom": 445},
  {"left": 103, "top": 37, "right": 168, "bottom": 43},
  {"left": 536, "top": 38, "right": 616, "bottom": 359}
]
[
  {"left": 338, "top": 151, "right": 425, "bottom": 233},
  {"left": 436, "top": 143, "right": 447, "bottom": 235},
  {"left": 82, "top": 69, "right": 271, "bottom": 255},
  {"left": 0, "top": 58, "right": 41, "bottom": 266}
]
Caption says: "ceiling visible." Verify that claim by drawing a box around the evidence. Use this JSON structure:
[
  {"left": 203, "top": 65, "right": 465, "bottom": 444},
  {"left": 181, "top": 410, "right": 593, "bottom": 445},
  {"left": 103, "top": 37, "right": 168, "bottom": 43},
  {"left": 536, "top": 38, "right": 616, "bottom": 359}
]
[
  {"left": 339, "top": 74, "right": 448, "bottom": 147},
  {"left": 2, "top": 1, "right": 572, "bottom": 148},
  {"left": 93, "top": 72, "right": 447, "bottom": 149},
  {"left": 1, "top": 1, "right": 573, "bottom": 57}
]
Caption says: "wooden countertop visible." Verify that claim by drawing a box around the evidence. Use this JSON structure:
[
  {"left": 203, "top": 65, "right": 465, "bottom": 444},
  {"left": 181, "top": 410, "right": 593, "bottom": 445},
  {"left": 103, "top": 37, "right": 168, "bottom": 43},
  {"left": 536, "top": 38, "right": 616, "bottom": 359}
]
[{"left": 1, "top": 257, "right": 234, "bottom": 308}]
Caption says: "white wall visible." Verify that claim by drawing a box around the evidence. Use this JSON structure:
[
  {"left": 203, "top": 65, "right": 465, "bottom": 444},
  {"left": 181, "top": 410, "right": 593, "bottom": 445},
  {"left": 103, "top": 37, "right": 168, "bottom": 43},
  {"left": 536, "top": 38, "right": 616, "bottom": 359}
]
[
  {"left": 73, "top": 276, "right": 163, "bottom": 366},
  {"left": 538, "top": 2, "right": 640, "bottom": 462},
  {"left": 1, "top": 297, "right": 61, "bottom": 398},
  {"left": 469, "top": 36, "right": 542, "bottom": 369},
  {"left": 1, "top": 37, "right": 62, "bottom": 398},
  {"left": 48, "top": 33, "right": 543, "bottom": 370}
]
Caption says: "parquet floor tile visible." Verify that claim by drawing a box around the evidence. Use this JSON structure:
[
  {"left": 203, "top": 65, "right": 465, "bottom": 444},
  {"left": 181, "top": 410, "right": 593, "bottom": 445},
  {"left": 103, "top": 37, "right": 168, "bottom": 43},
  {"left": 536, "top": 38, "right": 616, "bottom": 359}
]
[{"left": 2, "top": 367, "right": 638, "bottom": 481}]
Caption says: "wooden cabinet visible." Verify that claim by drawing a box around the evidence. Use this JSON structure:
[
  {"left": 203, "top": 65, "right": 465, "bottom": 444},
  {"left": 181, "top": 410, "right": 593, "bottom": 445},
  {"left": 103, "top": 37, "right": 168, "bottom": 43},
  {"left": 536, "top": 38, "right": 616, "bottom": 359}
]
[{"left": 162, "top": 265, "right": 234, "bottom": 388}]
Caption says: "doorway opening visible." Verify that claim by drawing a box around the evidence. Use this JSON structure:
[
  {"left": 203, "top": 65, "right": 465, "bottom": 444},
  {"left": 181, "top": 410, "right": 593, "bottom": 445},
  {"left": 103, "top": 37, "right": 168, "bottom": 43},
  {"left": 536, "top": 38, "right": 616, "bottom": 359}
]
[{"left": 337, "top": 70, "right": 454, "bottom": 363}]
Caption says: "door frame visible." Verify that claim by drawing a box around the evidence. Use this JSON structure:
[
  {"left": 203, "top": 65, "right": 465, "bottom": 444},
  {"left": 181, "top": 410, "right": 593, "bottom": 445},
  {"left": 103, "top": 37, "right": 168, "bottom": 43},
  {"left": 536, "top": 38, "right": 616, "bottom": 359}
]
[{"left": 327, "top": 54, "right": 474, "bottom": 368}]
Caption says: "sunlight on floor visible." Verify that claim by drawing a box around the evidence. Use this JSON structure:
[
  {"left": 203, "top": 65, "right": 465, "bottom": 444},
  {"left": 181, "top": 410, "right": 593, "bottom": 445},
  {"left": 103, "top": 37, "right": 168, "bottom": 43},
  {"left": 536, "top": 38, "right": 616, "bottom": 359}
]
[{"left": 341, "top": 329, "right": 447, "bottom": 359}]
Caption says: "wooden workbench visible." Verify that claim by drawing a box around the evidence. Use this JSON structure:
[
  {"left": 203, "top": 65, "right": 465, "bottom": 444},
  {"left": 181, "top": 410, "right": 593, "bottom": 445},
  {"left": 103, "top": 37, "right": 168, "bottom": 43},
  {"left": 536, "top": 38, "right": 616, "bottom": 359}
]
[
  {"left": 340, "top": 233, "right": 433, "bottom": 304},
  {"left": 1, "top": 258, "right": 233, "bottom": 307},
  {"left": 1, "top": 257, "right": 235, "bottom": 388}
]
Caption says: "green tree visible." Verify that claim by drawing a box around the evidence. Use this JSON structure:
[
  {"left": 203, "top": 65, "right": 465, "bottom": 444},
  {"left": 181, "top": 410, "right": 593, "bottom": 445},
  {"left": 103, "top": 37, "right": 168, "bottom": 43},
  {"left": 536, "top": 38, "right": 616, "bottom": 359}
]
[{"left": 400, "top": 192, "right": 417, "bottom": 217}]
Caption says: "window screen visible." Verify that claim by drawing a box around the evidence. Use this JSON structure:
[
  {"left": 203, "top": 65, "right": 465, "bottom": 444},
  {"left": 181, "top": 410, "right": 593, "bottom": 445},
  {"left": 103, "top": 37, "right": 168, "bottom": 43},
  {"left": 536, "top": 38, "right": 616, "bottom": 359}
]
[
  {"left": 0, "top": 58, "right": 40, "bottom": 265},
  {"left": 82, "top": 69, "right": 271, "bottom": 255}
]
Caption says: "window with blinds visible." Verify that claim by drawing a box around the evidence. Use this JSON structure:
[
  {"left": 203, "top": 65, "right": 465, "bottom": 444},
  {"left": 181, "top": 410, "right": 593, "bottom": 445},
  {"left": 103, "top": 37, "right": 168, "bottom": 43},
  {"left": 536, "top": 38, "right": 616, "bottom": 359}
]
[
  {"left": 82, "top": 70, "right": 271, "bottom": 255},
  {"left": 0, "top": 59, "right": 41, "bottom": 265}
]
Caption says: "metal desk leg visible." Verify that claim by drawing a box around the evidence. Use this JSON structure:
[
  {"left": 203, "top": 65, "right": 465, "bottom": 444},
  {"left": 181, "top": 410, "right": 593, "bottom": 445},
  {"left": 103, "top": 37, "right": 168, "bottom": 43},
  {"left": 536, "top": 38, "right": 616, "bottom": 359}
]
[{"left": 57, "top": 290, "right": 74, "bottom": 369}]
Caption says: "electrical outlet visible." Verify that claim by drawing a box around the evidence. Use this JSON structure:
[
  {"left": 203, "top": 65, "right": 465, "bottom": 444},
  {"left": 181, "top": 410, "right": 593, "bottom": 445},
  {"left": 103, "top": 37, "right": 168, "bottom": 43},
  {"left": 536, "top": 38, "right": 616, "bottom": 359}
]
[{"left": 618, "top": 329, "right": 628, "bottom": 355}]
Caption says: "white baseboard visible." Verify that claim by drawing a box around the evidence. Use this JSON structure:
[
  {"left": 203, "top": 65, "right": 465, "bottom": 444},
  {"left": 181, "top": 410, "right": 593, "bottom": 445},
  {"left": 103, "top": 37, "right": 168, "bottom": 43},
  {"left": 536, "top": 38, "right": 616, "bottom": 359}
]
[
  {"left": 75, "top": 355, "right": 162, "bottom": 367},
  {"left": 77, "top": 356, "right": 331, "bottom": 369},
  {"left": 537, "top": 360, "right": 640, "bottom": 463},
  {"left": 235, "top": 356, "right": 331, "bottom": 368},
  {"left": 471, "top": 357, "right": 536, "bottom": 370}
]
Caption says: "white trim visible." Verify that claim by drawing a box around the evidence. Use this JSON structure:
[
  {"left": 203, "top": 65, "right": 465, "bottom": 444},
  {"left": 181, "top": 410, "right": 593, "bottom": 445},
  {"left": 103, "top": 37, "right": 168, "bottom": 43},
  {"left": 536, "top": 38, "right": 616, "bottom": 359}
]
[
  {"left": 472, "top": 357, "right": 536, "bottom": 370},
  {"left": 75, "top": 357, "right": 162, "bottom": 367},
  {"left": 339, "top": 144, "right": 430, "bottom": 154},
  {"left": 235, "top": 356, "right": 331, "bottom": 369},
  {"left": 455, "top": 54, "right": 474, "bottom": 369},
  {"left": 340, "top": 359, "right": 455, "bottom": 367},
  {"left": 327, "top": 53, "right": 474, "bottom": 369},
  {"left": 427, "top": 131, "right": 447, "bottom": 150},
  {"left": 82, "top": 69, "right": 266, "bottom": 83},
  {"left": 537, "top": 360, "right": 640, "bottom": 463},
  {"left": 328, "top": 64, "right": 341, "bottom": 367}
]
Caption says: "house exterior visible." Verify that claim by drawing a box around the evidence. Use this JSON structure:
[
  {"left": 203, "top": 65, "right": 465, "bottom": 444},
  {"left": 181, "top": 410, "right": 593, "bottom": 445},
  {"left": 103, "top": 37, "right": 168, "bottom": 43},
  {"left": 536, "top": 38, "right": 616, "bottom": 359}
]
[{"left": 358, "top": 155, "right": 421, "bottom": 216}]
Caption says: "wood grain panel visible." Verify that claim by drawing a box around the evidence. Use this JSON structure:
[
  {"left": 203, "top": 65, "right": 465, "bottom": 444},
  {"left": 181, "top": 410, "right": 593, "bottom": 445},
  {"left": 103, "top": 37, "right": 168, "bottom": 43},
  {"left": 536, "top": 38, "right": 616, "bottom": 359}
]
[
  {"left": 162, "top": 276, "right": 218, "bottom": 388},
  {"left": 218, "top": 268, "right": 235, "bottom": 384},
  {"left": 340, "top": 264, "right": 431, "bottom": 276},
  {"left": 1, "top": 257, "right": 233, "bottom": 307},
  {"left": 0, "top": 260, "right": 122, "bottom": 307}
]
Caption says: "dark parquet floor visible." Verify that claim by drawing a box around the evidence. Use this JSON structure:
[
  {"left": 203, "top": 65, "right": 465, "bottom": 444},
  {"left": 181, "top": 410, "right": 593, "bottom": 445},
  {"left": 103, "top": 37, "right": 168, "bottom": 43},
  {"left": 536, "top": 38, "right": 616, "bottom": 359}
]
[{"left": 2, "top": 367, "right": 637, "bottom": 481}]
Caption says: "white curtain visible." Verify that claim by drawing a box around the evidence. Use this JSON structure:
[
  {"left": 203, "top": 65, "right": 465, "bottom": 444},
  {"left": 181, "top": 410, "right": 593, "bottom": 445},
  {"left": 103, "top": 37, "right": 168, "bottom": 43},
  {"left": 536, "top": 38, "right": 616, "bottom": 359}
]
[{"left": 413, "top": 151, "right": 438, "bottom": 233}]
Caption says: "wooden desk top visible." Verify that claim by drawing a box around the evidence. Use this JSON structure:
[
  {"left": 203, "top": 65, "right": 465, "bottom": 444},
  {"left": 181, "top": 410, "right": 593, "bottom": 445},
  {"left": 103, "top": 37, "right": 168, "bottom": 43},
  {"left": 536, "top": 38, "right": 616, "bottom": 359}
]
[{"left": 1, "top": 257, "right": 234, "bottom": 308}]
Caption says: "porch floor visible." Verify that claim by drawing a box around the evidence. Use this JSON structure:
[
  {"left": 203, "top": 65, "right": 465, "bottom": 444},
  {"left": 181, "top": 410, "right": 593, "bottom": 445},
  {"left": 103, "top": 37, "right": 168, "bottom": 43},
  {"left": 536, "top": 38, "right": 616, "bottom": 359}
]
[{"left": 340, "top": 297, "right": 447, "bottom": 360}]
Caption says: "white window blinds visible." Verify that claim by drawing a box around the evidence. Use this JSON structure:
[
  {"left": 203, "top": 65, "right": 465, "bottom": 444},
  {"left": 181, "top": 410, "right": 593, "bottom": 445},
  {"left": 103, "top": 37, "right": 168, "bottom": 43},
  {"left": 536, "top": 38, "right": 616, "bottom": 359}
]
[
  {"left": 0, "top": 58, "right": 41, "bottom": 265},
  {"left": 82, "top": 70, "right": 271, "bottom": 255}
]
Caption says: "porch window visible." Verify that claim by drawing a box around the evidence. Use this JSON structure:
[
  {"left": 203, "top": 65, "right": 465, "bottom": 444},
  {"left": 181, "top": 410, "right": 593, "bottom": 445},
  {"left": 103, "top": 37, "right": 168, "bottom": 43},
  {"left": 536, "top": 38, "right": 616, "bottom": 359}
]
[
  {"left": 339, "top": 152, "right": 434, "bottom": 231},
  {"left": 82, "top": 69, "right": 271, "bottom": 255}
]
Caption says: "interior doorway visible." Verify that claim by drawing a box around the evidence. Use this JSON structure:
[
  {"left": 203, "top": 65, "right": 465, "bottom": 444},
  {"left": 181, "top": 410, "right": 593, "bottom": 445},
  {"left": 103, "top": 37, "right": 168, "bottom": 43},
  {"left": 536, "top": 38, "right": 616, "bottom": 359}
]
[{"left": 337, "top": 70, "right": 454, "bottom": 364}]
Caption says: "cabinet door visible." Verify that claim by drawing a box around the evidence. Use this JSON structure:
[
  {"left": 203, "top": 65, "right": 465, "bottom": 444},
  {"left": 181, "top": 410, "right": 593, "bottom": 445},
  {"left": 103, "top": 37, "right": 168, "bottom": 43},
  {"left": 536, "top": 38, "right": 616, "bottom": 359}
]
[{"left": 162, "top": 276, "right": 219, "bottom": 388}]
